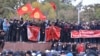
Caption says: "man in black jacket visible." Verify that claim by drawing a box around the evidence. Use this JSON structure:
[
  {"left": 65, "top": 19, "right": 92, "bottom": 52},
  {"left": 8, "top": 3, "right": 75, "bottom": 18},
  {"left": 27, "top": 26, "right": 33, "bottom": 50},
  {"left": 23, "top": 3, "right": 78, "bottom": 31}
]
[{"left": 40, "top": 21, "right": 46, "bottom": 41}]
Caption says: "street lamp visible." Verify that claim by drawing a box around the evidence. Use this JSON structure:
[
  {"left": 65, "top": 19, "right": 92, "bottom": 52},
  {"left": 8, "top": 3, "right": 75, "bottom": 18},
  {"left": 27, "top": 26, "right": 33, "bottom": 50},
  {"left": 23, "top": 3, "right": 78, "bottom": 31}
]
[
  {"left": 77, "top": 6, "right": 81, "bottom": 24},
  {"left": 76, "top": 0, "right": 83, "bottom": 24}
]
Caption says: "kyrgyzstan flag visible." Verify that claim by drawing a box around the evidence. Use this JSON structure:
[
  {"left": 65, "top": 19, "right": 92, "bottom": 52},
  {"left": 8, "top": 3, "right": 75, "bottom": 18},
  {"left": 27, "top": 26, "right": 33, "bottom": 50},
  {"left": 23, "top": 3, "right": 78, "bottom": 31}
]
[
  {"left": 30, "top": 8, "right": 46, "bottom": 20},
  {"left": 45, "top": 27, "right": 52, "bottom": 41},
  {"left": 27, "top": 26, "right": 40, "bottom": 41},
  {"left": 17, "top": 3, "right": 33, "bottom": 16},
  {"left": 50, "top": 2, "right": 56, "bottom": 10},
  {"left": 52, "top": 26, "right": 61, "bottom": 40},
  {"left": 45, "top": 26, "right": 61, "bottom": 41}
]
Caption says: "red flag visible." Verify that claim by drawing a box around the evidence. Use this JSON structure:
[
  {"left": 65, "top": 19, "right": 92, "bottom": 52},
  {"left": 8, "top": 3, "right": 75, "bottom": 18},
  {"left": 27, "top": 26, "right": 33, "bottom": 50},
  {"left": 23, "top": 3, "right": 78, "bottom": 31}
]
[
  {"left": 45, "top": 28, "right": 52, "bottom": 41},
  {"left": 45, "top": 26, "right": 61, "bottom": 41},
  {"left": 30, "top": 8, "right": 46, "bottom": 20},
  {"left": 53, "top": 26, "right": 61, "bottom": 40},
  {"left": 27, "top": 26, "right": 40, "bottom": 41},
  {"left": 50, "top": 26, "right": 61, "bottom": 40},
  {"left": 50, "top": 2, "right": 56, "bottom": 10},
  {"left": 17, "top": 3, "right": 33, "bottom": 16}
]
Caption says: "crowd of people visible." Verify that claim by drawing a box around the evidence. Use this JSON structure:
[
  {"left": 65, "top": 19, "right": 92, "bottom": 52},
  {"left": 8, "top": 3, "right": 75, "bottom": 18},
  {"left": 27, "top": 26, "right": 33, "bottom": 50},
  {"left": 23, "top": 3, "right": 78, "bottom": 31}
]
[
  {"left": 0, "top": 42, "right": 99, "bottom": 56},
  {"left": 0, "top": 18, "right": 100, "bottom": 43},
  {"left": 0, "top": 17, "right": 100, "bottom": 56},
  {"left": 51, "top": 42, "right": 100, "bottom": 56}
]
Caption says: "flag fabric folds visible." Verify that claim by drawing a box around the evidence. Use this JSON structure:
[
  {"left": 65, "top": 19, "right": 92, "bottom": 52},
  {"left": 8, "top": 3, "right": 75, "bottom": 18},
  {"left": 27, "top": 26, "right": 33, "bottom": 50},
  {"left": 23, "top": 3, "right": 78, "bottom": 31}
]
[
  {"left": 53, "top": 26, "right": 61, "bottom": 40},
  {"left": 45, "top": 26, "right": 61, "bottom": 41},
  {"left": 45, "top": 28, "right": 52, "bottom": 41},
  {"left": 17, "top": 3, "right": 46, "bottom": 20},
  {"left": 30, "top": 8, "right": 46, "bottom": 20},
  {"left": 27, "top": 26, "right": 40, "bottom": 41},
  {"left": 17, "top": 3, "right": 33, "bottom": 16}
]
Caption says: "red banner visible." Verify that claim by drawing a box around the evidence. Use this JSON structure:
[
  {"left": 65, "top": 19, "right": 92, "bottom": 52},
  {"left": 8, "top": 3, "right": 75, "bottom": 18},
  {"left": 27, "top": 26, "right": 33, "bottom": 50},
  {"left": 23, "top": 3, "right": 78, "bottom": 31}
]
[
  {"left": 27, "top": 26, "right": 40, "bottom": 41},
  {"left": 71, "top": 30, "right": 100, "bottom": 38},
  {"left": 45, "top": 26, "right": 61, "bottom": 41}
]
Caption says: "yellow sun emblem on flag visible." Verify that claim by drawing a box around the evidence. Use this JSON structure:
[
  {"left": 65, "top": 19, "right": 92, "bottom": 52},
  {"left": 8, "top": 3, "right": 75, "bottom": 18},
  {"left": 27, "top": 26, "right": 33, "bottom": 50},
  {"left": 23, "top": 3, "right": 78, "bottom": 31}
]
[
  {"left": 34, "top": 12, "right": 40, "bottom": 18},
  {"left": 22, "top": 6, "right": 28, "bottom": 11}
]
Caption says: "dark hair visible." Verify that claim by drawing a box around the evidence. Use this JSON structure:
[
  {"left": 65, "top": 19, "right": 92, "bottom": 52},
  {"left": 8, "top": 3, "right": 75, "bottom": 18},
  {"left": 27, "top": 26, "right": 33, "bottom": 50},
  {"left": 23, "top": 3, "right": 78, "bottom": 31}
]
[
  {"left": 87, "top": 50, "right": 98, "bottom": 56},
  {"left": 13, "top": 51, "right": 25, "bottom": 56},
  {"left": 8, "top": 51, "right": 13, "bottom": 54},
  {"left": 26, "top": 51, "right": 32, "bottom": 56},
  {"left": 41, "top": 52, "right": 46, "bottom": 56}
]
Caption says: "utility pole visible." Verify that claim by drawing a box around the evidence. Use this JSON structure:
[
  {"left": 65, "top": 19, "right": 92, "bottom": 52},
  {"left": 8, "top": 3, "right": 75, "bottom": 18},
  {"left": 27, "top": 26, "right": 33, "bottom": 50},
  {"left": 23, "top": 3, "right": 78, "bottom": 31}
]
[
  {"left": 76, "top": 0, "right": 83, "bottom": 24},
  {"left": 77, "top": 7, "right": 81, "bottom": 24}
]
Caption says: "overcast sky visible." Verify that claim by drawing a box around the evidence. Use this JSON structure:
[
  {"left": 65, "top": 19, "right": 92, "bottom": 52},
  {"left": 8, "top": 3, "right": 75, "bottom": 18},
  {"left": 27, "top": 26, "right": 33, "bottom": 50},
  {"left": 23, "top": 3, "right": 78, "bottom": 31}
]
[{"left": 72, "top": 0, "right": 100, "bottom": 6}]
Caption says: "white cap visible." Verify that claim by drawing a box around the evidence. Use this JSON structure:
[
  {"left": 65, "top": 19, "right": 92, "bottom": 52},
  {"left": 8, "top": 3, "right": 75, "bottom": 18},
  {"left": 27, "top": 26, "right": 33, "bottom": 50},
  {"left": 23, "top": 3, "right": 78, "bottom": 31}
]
[
  {"left": 45, "top": 50, "right": 50, "bottom": 53},
  {"left": 51, "top": 50, "right": 56, "bottom": 53},
  {"left": 37, "top": 54, "right": 41, "bottom": 56},
  {"left": 32, "top": 53, "right": 36, "bottom": 56}
]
